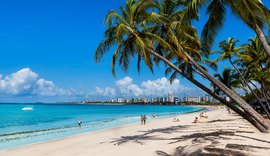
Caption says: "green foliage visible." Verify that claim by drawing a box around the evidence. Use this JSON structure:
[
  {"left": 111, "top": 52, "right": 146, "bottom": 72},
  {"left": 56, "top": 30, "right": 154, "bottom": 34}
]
[
  {"left": 95, "top": 0, "right": 270, "bottom": 104},
  {"left": 95, "top": 0, "right": 170, "bottom": 76},
  {"left": 242, "top": 89, "right": 263, "bottom": 104},
  {"left": 213, "top": 68, "right": 243, "bottom": 95},
  {"left": 237, "top": 37, "right": 270, "bottom": 89},
  {"left": 183, "top": 0, "right": 270, "bottom": 53}
]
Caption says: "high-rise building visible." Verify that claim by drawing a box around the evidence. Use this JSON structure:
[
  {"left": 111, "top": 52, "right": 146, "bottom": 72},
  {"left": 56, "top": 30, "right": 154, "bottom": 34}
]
[
  {"left": 174, "top": 97, "right": 179, "bottom": 104},
  {"left": 168, "top": 93, "right": 175, "bottom": 103},
  {"left": 205, "top": 95, "right": 210, "bottom": 102},
  {"left": 117, "top": 98, "right": 124, "bottom": 103}
]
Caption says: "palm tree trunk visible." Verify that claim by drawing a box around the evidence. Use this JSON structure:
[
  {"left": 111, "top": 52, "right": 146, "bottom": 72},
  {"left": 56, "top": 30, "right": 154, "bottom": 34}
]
[
  {"left": 189, "top": 77, "right": 267, "bottom": 132},
  {"left": 188, "top": 73, "right": 267, "bottom": 132},
  {"left": 229, "top": 59, "right": 270, "bottom": 119},
  {"left": 150, "top": 50, "right": 268, "bottom": 132},
  {"left": 261, "top": 83, "right": 270, "bottom": 110},
  {"left": 255, "top": 25, "right": 270, "bottom": 58},
  {"left": 262, "top": 86, "right": 270, "bottom": 109},
  {"left": 188, "top": 69, "right": 267, "bottom": 132},
  {"left": 262, "top": 86, "right": 270, "bottom": 99},
  {"left": 249, "top": 81, "right": 270, "bottom": 117},
  {"left": 262, "top": 89, "right": 270, "bottom": 110},
  {"left": 181, "top": 50, "right": 270, "bottom": 130}
]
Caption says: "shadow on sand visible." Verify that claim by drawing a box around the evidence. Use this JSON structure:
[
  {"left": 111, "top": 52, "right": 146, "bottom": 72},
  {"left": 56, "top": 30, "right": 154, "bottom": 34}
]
[{"left": 106, "top": 117, "right": 270, "bottom": 156}]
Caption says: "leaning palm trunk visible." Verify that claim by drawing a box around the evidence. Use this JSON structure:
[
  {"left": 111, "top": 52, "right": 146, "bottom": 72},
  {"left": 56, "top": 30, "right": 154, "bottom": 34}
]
[
  {"left": 262, "top": 87, "right": 270, "bottom": 108},
  {"left": 262, "top": 89, "right": 270, "bottom": 110},
  {"left": 249, "top": 81, "right": 270, "bottom": 116},
  {"left": 261, "top": 83, "right": 270, "bottom": 110},
  {"left": 262, "top": 86, "right": 270, "bottom": 100},
  {"left": 229, "top": 59, "right": 270, "bottom": 119},
  {"left": 188, "top": 75, "right": 267, "bottom": 132},
  {"left": 180, "top": 49, "right": 270, "bottom": 130},
  {"left": 189, "top": 77, "right": 267, "bottom": 132},
  {"left": 255, "top": 25, "right": 270, "bottom": 58},
  {"left": 150, "top": 50, "right": 268, "bottom": 132}
]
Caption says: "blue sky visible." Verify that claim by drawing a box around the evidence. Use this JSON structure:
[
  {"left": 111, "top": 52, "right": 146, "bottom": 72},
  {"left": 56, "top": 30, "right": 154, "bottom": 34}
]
[{"left": 0, "top": 0, "right": 269, "bottom": 102}]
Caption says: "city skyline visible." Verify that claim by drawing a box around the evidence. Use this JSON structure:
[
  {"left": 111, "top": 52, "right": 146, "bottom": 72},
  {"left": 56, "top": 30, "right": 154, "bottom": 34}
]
[{"left": 85, "top": 93, "right": 219, "bottom": 104}]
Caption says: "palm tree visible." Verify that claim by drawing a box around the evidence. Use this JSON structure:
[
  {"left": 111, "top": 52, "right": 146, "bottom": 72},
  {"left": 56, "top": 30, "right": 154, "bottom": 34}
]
[
  {"left": 239, "top": 37, "right": 270, "bottom": 100},
  {"left": 95, "top": 0, "right": 165, "bottom": 75},
  {"left": 213, "top": 68, "right": 243, "bottom": 94},
  {"left": 183, "top": 0, "right": 270, "bottom": 58},
  {"left": 150, "top": 0, "right": 270, "bottom": 129},
  {"left": 216, "top": 37, "right": 270, "bottom": 119},
  {"left": 175, "top": 35, "right": 270, "bottom": 131},
  {"left": 149, "top": 0, "right": 270, "bottom": 130},
  {"left": 95, "top": 0, "right": 269, "bottom": 132},
  {"left": 151, "top": 1, "right": 270, "bottom": 129},
  {"left": 215, "top": 38, "right": 246, "bottom": 88}
]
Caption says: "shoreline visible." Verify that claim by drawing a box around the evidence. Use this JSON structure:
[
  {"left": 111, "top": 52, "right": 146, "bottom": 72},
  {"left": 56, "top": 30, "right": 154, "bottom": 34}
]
[
  {"left": 0, "top": 106, "right": 206, "bottom": 151},
  {"left": 1, "top": 106, "right": 269, "bottom": 156},
  {"left": 0, "top": 105, "right": 204, "bottom": 150}
]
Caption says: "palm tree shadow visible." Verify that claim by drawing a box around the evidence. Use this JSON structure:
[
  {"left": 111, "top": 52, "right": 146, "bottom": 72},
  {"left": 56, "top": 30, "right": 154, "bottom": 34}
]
[
  {"left": 168, "top": 130, "right": 235, "bottom": 144},
  {"left": 110, "top": 134, "right": 164, "bottom": 146},
  {"left": 206, "top": 119, "right": 237, "bottom": 123},
  {"left": 105, "top": 120, "right": 270, "bottom": 155},
  {"left": 156, "top": 130, "right": 270, "bottom": 156},
  {"left": 109, "top": 125, "right": 189, "bottom": 146},
  {"left": 139, "top": 125, "right": 190, "bottom": 134}
]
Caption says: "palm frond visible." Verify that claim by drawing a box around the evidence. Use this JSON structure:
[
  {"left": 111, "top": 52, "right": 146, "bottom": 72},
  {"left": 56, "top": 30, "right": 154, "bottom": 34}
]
[
  {"left": 94, "top": 37, "right": 116, "bottom": 62},
  {"left": 201, "top": 0, "right": 226, "bottom": 53}
]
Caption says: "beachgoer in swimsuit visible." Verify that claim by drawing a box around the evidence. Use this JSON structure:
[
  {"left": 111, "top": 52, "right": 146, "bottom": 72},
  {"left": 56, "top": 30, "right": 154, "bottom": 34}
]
[
  {"left": 200, "top": 112, "right": 208, "bottom": 119},
  {"left": 192, "top": 117, "right": 199, "bottom": 124}
]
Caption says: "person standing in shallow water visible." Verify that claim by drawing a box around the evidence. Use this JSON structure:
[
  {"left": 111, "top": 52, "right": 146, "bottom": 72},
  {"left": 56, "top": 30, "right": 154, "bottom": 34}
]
[
  {"left": 78, "top": 120, "right": 82, "bottom": 127},
  {"left": 140, "top": 115, "right": 144, "bottom": 125},
  {"left": 143, "top": 115, "right": 147, "bottom": 125}
]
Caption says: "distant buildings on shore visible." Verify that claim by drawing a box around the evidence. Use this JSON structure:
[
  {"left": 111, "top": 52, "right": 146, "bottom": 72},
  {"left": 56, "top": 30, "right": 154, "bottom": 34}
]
[{"left": 82, "top": 93, "right": 220, "bottom": 105}]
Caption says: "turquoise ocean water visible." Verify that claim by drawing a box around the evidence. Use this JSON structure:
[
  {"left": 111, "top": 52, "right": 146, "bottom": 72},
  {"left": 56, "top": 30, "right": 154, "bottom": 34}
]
[{"left": 0, "top": 103, "right": 203, "bottom": 149}]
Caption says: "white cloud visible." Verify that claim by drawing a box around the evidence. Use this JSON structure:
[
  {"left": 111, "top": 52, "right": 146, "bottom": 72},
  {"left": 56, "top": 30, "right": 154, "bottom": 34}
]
[
  {"left": 95, "top": 76, "right": 200, "bottom": 98},
  {"left": 115, "top": 77, "right": 133, "bottom": 86},
  {"left": 33, "top": 79, "right": 72, "bottom": 96},
  {"left": 95, "top": 87, "right": 116, "bottom": 97},
  {"left": 0, "top": 68, "right": 76, "bottom": 97},
  {"left": 0, "top": 69, "right": 201, "bottom": 100},
  {"left": 0, "top": 68, "right": 38, "bottom": 95},
  {"left": 141, "top": 78, "right": 192, "bottom": 97},
  {"left": 116, "top": 77, "right": 143, "bottom": 97}
]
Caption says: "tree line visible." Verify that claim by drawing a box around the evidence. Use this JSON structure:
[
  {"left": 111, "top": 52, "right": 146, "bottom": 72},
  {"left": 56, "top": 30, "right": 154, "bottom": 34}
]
[{"left": 94, "top": 0, "right": 270, "bottom": 132}]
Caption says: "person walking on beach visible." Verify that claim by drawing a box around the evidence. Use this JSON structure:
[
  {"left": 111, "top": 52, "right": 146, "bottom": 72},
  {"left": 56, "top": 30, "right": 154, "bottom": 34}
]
[{"left": 227, "top": 107, "right": 231, "bottom": 114}]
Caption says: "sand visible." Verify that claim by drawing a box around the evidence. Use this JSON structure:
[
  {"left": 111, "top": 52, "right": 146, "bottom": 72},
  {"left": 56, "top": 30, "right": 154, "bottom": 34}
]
[{"left": 1, "top": 106, "right": 270, "bottom": 156}]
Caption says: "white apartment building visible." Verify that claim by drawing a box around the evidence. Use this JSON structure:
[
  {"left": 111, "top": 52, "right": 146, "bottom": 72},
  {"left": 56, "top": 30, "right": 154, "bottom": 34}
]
[{"left": 187, "top": 97, "right": 200, "bottom": 103}]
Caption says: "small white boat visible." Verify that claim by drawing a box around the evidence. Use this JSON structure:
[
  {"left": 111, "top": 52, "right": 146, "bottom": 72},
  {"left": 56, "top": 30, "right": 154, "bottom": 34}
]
[{"left": 22, "top": 106, "right": 34, "bottom": 111}]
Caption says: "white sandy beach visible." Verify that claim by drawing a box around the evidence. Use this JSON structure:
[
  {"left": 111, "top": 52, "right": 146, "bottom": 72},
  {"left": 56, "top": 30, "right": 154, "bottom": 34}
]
[{"left": 1, "top": 106, "right": 270, "bottom": 156}]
